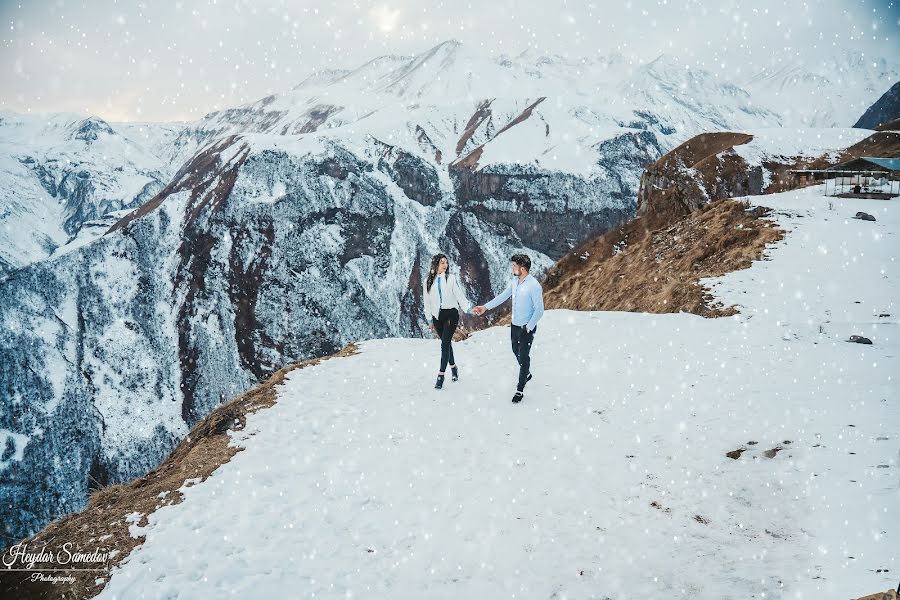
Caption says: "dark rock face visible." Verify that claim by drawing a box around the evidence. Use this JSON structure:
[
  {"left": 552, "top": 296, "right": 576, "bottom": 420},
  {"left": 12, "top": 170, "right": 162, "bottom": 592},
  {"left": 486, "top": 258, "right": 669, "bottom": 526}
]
[
  {"left": 374, "top": 141, "right": 443, "bottom": 207},
  {"left": 854, "top": 81, "right": 900, "bottom": 130},
  {"left": 0, "top": 127, "right": 664, "bottom": 548},
  {"left": 451, "top": 130, "right": 663, "bottom": 259}
]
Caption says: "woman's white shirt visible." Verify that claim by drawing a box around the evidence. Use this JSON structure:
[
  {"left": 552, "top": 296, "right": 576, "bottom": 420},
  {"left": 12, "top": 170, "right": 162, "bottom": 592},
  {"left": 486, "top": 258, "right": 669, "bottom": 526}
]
[{"left": 423, "top": 273, "right": 472, "bottom": 320}]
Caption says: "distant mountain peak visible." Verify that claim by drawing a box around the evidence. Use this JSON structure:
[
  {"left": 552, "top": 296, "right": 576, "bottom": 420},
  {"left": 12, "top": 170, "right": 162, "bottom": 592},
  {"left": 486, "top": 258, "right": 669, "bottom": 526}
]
[{"left": 70, "top": 115, "right": 115, "bottom": 143}]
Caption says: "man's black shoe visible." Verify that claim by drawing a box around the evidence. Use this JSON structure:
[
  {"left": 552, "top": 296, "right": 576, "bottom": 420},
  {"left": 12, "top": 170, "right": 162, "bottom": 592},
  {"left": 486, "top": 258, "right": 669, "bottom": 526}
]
[
  {"left": 435, "top": 374, "right": 445, "bottom": 389},
  {"left": 512, "top": 391, "right": 523, "bottom": 403},
  {"left": 451, "top": 365, "right": 459, "bottom": 381}
]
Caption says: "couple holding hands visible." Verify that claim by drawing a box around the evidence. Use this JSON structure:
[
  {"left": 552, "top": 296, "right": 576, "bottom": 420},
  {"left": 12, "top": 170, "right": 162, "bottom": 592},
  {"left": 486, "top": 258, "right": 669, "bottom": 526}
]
[{"left": 422, "top": 253, "right": 544, "bottom": 403}]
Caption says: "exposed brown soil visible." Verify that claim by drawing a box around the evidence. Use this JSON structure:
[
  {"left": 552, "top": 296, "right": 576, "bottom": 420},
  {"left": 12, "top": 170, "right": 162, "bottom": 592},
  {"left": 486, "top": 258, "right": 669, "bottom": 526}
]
[
  {"left": 840, "top": 131, "right": 900, "bottom": 159},
  {"left": 540, "top": 198, "right": 784, "bottom": 317},
  {"left": 107, "top": 135, "right": 248, "bottom": 234},
  {"left": 0, "top": 343, "right": 359, "bottom": 600},
  {"left": 726, "top": 448, "right": 747, "bottom": 460},
  {"left": 763, "top": 447, "right": 784, "bottom": 459},
  {"left": 452, "top": 97, "right": 546, "bottom": 170},
  {"left": 534, "top": 127, "right": 899, "bottom": 321},
  {"left": 856, "top": 588, "right": 898, "bottom": 600},
  {"left": 455, "top": 99, "right": 493, "bottom": 156}
]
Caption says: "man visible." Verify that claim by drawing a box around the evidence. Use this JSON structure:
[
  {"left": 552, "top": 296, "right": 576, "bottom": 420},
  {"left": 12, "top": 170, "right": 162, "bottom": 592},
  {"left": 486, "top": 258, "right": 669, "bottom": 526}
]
[{"left": 473, "top": 254, "right": 544, "bottom": 403}]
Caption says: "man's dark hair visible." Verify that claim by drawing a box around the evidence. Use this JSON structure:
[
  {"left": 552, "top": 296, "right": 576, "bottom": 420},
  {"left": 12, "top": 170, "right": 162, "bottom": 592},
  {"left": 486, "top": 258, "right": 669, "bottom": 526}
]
[{"left": 511, "top": 253, "right": 531, "bottom": 271}]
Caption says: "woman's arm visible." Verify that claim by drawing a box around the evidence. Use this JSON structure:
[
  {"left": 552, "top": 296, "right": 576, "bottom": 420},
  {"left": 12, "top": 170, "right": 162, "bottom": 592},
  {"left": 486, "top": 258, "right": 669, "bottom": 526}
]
[
  {"left": 422, "top": 280, "right": 433, "bottom": 323},
  {"left": 454, "top": 277, "right": 473, "bottom": 314}
]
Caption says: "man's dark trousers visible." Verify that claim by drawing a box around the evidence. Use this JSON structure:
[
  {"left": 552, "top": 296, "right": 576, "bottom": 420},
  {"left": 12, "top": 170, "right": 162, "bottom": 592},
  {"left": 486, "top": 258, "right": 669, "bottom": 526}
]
[{"left": 510, "top": 324, "right": 536, "bottom": 392}]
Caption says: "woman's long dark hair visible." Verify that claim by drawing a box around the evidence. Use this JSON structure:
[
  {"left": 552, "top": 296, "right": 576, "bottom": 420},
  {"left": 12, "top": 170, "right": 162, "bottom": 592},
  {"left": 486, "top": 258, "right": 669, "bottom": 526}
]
[{"left": 426, "top": 253, "right": 449, "bottom": 292}]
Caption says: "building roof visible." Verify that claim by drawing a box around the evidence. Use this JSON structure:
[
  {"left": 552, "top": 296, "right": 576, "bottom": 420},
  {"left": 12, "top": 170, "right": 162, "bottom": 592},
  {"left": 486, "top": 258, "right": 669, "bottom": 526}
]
[
  {"left": 827, "top": 156, "right": 900, "bottom": 173},
  {"left": 860, "top": 157, "right": 900, "bottom": 171}
]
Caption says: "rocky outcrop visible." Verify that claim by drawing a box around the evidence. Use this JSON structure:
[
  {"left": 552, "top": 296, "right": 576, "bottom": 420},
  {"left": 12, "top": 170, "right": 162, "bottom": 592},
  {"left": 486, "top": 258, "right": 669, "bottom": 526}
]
[
  {"left": 451, "top": 130, "right": 663, "bottom": 259},
  {"left": 372, "top": 139, "right": 443, "bottom": 207},
  {"left": 637, "top": 132, "right": 757, "bottom": 224},
  {"left": 853, "top": 81, "right": 900, "bottom": 130}
]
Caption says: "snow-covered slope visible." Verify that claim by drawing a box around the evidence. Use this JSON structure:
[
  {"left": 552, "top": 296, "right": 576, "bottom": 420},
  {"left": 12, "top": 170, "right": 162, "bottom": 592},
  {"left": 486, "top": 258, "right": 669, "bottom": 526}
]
[
  {"left": 743, "top": 50, "right": 899, "bottom": 128},
  {"left": 94, "top": 185, "right": 899, "bottom": 599},
  {"left": 0, "top": 112, "right": 184, "bottom": 276},
  {"left": 731, "top": 127, "right": 875, "bottom": 165}
]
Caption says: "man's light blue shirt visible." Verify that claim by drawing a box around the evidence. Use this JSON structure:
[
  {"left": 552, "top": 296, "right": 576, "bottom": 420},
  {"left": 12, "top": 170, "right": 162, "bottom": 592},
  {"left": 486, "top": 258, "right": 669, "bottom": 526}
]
[{"left": 484, "top": 273, "right": 544, "bottom": 331}]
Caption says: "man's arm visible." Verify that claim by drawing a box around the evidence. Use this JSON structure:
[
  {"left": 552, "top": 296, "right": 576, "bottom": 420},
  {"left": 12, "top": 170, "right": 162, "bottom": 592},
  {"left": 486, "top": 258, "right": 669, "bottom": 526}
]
[
  {"left": 483, "top": 281, "right": 513, "bottom": 311},
  {"left": 525, "top": 281, "right": 544, "bottom": 332}
]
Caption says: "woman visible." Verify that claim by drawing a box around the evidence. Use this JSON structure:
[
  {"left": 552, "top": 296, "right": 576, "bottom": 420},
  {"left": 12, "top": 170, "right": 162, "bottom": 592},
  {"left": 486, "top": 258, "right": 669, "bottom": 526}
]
[{"left": 423, "top": 253, "right": 473, "bottom": 389}]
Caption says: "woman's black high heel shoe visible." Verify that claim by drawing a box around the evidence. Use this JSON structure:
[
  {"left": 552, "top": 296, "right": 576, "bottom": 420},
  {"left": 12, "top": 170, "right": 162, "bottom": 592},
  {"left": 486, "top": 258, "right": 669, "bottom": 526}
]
[
  {"left": 451, "top": 365, "right": 459, "bottom": 382},
  {"left": 434, "top": 374, "right": 445, "bottom": 389}
]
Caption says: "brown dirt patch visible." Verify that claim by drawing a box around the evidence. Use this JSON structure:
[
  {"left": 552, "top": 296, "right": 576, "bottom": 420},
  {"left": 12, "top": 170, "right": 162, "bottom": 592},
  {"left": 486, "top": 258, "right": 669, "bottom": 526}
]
[
  {"left": 0, "top": 343, "right": 359, "bottom": 600},
  {"left": 540, "top": 198, "right": 784, "bottom": 317},
  {"left": 452, "top": 97, "right": 546, "bottom": 170},
  {"left": 763, "top": 447, "right": 784, "bottom": 459},
  {"left": 107, "top": 135, "right": 247, "bottom": 234},
  {"left": 875, "top": 117, "right": 900, "bottom": 132},
  {"left": 455, "top": 100, "right": 493, "bottom": 156},
  {"left": 726, "top": 448, "right": 747, "bottom": 460}
]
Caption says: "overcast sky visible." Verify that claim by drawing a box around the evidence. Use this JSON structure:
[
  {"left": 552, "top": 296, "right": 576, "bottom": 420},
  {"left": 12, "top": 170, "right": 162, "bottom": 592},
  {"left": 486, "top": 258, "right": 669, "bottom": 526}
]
[{"left": 1, "top": 0, "right": 897, "bottom": 122}]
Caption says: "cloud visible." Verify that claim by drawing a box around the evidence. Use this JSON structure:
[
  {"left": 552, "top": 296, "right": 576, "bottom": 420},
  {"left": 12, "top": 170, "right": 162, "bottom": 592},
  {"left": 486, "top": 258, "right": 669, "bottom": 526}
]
[{"left": 369, "top": 4, "right": 402, "bottom": 33}]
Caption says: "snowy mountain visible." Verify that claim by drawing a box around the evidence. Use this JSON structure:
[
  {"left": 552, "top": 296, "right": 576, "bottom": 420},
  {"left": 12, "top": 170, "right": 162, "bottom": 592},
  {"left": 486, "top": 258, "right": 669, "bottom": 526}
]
[
  {"left": 854, "top": 80, "right": 900, "bottom": 130},
  {"left": 0, "top": 40, "right": 895, "bottom": 550},
  {"left": 0, "top": 113, "right": 184, "bottom": 277},
  {"left": 742, "top": 50, "right": 899, "bottom": 128}
]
